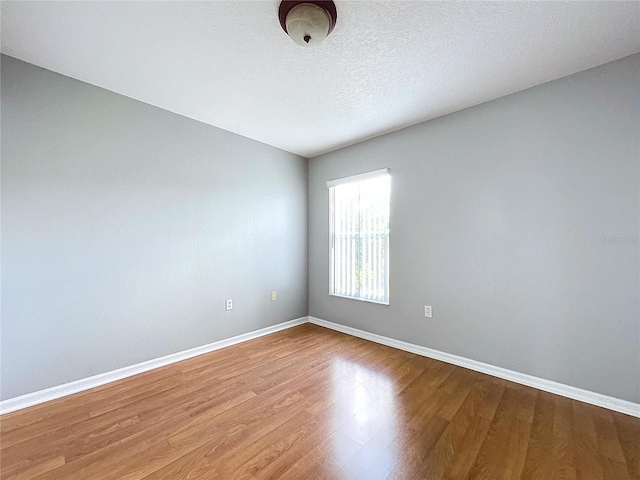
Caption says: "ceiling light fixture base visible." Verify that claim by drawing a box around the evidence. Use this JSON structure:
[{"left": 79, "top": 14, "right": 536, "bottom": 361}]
[{"left": 278, "top": 1, "right": 337, "bottom": 47}]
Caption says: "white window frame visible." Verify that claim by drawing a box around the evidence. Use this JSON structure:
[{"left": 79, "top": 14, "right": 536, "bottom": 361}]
[{"left": 327, "top": 168, "right": 390, "bottom": 305}]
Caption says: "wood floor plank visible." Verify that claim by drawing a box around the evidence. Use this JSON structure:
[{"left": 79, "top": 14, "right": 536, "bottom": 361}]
[
  {"left": 550, "top": 394, "right": 577, "bottom": 480},
  {"left": 573, "top": 401, "right": 606, "bottom": 480},
  {"left": 467, "top": 385, "right": 533, "bottom": 480},
  {"left": 2, "top": 323, "right": 638, "bottom": 480},
  {"left": 443, "top": 415, "right": 494, "bottom": 480},
  {"left": 592, "top": 408, "right": 627, "bottom": 464},
  {"left": 521, "top": 391, "right": 556, "bottom": 480},
  {"left": 412, "top": 376, "right": 482, "bottom": 478},
  {"left": 385, "top": 415, "right": 449, "bottom": 480},
  {"left": 600, "top": 454, "right": 633, "bottom": 480},
  {"left": 614, "top": 413, "right": 640, "bottom": 480},
  {"left": 274, "top": 430, "right": 362, "bottom": 480}
]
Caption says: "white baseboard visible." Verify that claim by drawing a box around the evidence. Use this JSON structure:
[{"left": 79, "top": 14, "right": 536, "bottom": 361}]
[
  {"left": 4, "top": 315, "right": 638, "bottom": 418},
  {"left": 0, "top": 317, "right": 308, "bottom": 415},
  {"left": 309, "top": 317, "right": 640, "bottom": 418}
]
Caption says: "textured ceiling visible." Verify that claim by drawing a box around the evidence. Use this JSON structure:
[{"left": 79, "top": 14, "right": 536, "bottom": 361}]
[{"left": 1, "top": 1, "right": 639, "bottom": 158}]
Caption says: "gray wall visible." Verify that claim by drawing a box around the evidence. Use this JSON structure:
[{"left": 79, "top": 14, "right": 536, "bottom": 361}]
[
  {"left": 309, "top": 54, "right": 640, "bottom": 403},
  {"left": 1, "top": 55, "right": 308, "bottom": 400},
  {"left": 3, "top": 53, "right": 638, "bottom": 405}
]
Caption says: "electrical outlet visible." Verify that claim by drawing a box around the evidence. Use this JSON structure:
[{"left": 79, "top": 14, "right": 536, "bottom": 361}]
[
  {"left": 424, "top": 305, "right": 432, "bottom": 318},
  {"left": 225, "top": 299, "right": 233, "bottom": 311},
  {"left": 271, "top": 291, "right": 277, "bottom": 301}
]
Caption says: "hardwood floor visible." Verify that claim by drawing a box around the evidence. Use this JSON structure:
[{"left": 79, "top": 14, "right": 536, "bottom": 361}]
[{"left": 1, "top": 323, "right": 638, "bottom": 480}]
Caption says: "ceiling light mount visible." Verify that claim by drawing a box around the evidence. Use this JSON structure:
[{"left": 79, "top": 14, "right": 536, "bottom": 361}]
[{"left": 279, "top": 1, "right": 337, "bottom": 47}]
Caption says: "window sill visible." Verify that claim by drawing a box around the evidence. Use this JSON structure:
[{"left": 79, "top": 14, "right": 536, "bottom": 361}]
[{"left": 328, "top": 293, "right": 390, "bottom": 306}]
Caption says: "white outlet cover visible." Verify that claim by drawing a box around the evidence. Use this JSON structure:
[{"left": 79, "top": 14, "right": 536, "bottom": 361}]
[
  {"left": 225, "top": 299, "right": 233, "bottom": 311},
  {"left": 271, "top": 291, "right": 277, "bottom": 301},
  {"left": 424, "top": 306, "right": 432, "bottom": 318}
]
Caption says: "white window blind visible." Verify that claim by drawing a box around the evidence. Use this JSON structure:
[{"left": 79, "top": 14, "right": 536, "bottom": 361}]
[{"left": 327, "top": 169, "right": 390, "bottom": 304}]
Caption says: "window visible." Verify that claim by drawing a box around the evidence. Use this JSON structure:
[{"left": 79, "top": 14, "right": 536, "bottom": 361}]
[{"left": 327, "top": 168, "right": 390, "bottom": 304}]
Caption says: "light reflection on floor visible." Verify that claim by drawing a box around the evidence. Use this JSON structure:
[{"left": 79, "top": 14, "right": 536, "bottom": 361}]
[{"left": 325, "top": 356, "right": 401, "bottom": 478}]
